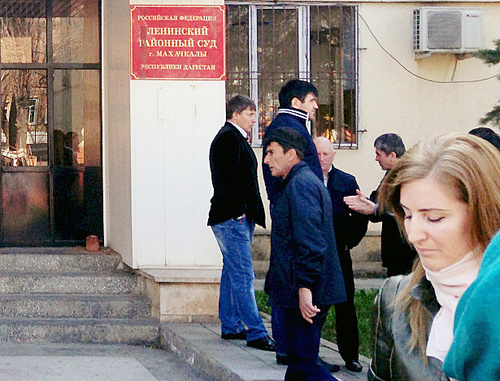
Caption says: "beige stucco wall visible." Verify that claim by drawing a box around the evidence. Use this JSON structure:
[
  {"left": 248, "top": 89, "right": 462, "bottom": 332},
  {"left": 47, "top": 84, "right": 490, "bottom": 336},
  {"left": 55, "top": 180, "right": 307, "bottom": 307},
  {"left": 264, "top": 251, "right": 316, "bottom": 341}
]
[
  {"left": 104, "top": 0, "right": 500, "bottom": 265},
  {"left": 254, "top": 1, "right": 500, "bottom": 232},
  {"left": 102, "top": 0, "right": 134, "bottom": 265},
  {"left": 103, "top": 0, "right": 225, "bottom": 269},
  {"left": 338, "top": 1, "right": 500, "bottom": 199}
]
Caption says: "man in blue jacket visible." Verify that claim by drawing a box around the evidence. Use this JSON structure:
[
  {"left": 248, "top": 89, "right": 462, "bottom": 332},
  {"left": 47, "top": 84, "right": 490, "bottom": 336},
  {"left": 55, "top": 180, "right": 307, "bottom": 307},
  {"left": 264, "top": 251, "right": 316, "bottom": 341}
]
[
  {"left": 263, "top": 79, "right": 332, "bottom": 367},
  {"left": 264, "top": 128, "right": 346, "bottom": 380},
  {"left": 262, "top": 79, "right": 323, "bottom": 206}
]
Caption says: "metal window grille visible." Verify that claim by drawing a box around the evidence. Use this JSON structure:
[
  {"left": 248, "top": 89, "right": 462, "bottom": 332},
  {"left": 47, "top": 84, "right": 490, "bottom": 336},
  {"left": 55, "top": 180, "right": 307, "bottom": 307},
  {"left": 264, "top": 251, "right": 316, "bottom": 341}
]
[{"left": 226, "top": 3, "right": 359, "bottom": 148}]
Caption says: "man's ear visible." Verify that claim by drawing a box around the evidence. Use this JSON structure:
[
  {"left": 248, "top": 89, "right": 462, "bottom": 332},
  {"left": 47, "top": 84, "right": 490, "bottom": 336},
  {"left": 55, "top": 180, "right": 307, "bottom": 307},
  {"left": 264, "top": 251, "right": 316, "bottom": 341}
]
[
  {"left": 287, "top": 148, "right": 298, "bottom": 161},
  {"left": 290, "top": 97, "right": 301, "bottom": 109},
  {"left": 388, "top": 151, "right": 398, "bottom": 166}
]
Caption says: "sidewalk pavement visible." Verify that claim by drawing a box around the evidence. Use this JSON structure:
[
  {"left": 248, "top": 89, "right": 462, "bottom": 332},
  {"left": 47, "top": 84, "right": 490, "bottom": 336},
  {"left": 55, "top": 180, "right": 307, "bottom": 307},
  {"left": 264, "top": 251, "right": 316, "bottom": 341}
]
[
  {"left": 0, "top": 278, "right": 384, "bottom": 381},
  {"left": 161, "top": 277, "right": 385, "bottom": 381},
  {"left": 162, "top": 321, "right": 369, "bottom": 381},
  {"left": 0, "top": 343, "right": 211, "bottom": 381}
]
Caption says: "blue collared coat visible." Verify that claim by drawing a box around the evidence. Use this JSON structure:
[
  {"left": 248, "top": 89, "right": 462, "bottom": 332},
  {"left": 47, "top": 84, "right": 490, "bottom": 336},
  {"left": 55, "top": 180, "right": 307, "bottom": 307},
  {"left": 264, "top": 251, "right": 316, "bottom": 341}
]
[{"left": 266, "top": 161, "right": 346, "bottom": 308}]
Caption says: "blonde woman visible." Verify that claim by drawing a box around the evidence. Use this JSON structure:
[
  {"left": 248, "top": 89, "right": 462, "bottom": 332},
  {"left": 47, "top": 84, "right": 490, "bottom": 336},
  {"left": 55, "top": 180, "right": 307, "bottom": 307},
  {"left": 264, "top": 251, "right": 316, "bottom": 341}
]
[{"left": 368, "top": 133, "right": 500, "bottom": 380}]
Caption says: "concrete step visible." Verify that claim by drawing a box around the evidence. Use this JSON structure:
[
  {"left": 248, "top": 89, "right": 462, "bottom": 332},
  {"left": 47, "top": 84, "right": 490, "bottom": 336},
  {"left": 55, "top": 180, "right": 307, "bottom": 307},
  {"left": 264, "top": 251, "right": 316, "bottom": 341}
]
[
  {"left": 0, "top": 251, "right": 122, "bottom": 272},
  {"left": 0, "top": 294, "right": 151, "bottom": 319},
  {"left": 0, "top": 318, "right": 160, "bottom": 344},
  {"left": 0, "top": 248, "right": 161, "bottom": 345},
  {"left": 0, "top": 271, "right": 138, "bottom": 294}
]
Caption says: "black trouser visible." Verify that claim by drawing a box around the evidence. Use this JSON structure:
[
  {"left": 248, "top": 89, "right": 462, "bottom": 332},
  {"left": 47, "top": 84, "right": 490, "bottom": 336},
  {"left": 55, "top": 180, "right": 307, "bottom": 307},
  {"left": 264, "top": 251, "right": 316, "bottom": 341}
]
[{"left": 334, "top": 249, "right": 360, "bottom": 362}]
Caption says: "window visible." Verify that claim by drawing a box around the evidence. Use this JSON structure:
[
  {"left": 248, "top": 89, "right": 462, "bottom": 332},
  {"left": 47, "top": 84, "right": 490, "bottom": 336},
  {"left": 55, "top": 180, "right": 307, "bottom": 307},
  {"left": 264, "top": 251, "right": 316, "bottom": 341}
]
[
  {"left": 28, "top": 98, "right": 37, "bottom": 125},
  {"left": 226, "top": 3, "right": 358, "bottom": 147},
  {"left": 0, "top": 0, "right": 101, "bottom": 167}
]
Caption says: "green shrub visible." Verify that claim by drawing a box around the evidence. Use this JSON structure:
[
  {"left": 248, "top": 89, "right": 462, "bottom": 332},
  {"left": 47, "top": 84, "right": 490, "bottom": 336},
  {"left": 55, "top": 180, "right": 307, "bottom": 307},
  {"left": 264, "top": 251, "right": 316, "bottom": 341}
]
[{"left": 255, "top": 288, "right": 379, "bottom": 358}]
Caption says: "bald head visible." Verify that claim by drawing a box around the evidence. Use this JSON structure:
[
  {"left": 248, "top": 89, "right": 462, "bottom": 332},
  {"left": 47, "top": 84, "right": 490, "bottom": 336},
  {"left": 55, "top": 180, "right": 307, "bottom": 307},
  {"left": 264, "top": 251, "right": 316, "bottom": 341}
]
[{"left": 314, "top": 137, "right": 336, "bottom": 178}]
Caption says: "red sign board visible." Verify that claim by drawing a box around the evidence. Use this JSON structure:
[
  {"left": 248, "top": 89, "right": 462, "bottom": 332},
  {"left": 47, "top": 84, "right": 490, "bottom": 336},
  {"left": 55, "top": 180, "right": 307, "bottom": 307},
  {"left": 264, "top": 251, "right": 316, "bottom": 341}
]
[{"left": 130, "top": 5, "right": 226, "bottom": 80}]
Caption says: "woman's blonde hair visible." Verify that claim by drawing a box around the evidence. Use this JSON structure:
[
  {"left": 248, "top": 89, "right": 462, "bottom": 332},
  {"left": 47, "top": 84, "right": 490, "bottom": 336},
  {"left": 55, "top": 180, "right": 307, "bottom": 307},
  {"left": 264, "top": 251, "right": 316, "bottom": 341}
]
[{"left": 379, "top": 133, "right": 500, "bottom": 358}]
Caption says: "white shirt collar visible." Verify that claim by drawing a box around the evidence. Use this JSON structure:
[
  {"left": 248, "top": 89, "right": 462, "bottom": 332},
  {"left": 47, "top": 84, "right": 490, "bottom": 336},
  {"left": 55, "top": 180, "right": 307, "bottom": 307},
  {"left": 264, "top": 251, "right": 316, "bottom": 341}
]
[
  {"left": 228, "top": 121, "right": 248, "bottom": 139},
  {"left": 321, "top": 165, "right": 333, "bottom": 186}
]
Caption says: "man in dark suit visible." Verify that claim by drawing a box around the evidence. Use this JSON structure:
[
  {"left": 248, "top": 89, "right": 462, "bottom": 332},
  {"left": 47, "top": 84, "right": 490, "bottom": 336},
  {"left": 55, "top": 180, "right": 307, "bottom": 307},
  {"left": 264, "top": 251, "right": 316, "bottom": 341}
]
[
  {"left": 344, "top": 133, "right": 416, "bottom": 277},
  {"left": 314, "top": 137, "right": 367, "bottom": 372},
  {"left": 208, "top": 95, "right": 275, "bottom": 352}
]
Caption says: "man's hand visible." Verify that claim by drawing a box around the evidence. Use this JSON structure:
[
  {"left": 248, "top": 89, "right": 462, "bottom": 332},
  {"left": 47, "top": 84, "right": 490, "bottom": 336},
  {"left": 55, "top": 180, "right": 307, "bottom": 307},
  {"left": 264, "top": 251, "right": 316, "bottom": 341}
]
[
  {"left": 344, "top": 189, "right": 376, "bottom": 215},
  {"left": 298, "top": 288, "right": 320, "bottom": 324}
]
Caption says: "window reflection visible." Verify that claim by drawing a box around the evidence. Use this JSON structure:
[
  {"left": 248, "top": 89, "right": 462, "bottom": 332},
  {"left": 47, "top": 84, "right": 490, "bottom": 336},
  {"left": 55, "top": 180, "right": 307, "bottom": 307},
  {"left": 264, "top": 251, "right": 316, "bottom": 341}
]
[
  {"left": 311, "top": 6, "right": 357, "bottom": 146},
  {"left": 1, "top": 70, "right": 48, "bottom": 166},
  {"left": 0, "top": 0, "right": 47, "bottom": 63},
  {"left": 0, "top": 0, "right": 102, "bottom": 244},
  {"left": 226, "top": 5, "right": 250, "bottom": 98},
  {"left": 52, "top": 0, "right": 99, "bottom": 63},
  {"left": 257, "top": 8, "right": 298, "bottom": 141},
  {"left": 53, "top": 70, "right": 100, "bottom": 167}
]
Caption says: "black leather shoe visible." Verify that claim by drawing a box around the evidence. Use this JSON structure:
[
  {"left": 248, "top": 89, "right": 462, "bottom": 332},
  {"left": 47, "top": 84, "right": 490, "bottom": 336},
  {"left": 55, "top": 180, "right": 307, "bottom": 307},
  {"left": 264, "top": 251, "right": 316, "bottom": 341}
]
[
  {"left": 317, "top": 357, "right": 340, "bottom": 373},
  {"left": 276, "top": 354, "right": 289, "bottom": 365},
  {"left": 221, "top": 330, "right": 247, "bottom": 340},
  {"left": 247, "top": 336, "right": 276, "bottom": 351},
  {"left": 345, "top": 360, "right": 363, "bottom": 372}
]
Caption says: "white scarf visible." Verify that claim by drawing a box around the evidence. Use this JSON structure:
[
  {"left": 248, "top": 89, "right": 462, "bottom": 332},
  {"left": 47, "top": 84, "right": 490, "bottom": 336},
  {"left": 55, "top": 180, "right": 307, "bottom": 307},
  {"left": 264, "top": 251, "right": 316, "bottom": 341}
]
[{"left": 423, "top": 251, "right": 481, "bottom": 362}]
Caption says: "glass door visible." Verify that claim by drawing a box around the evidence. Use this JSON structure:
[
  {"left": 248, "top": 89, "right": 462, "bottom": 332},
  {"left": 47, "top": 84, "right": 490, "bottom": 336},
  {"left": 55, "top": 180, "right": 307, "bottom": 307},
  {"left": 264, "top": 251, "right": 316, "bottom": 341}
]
[{"left": 0, "top": 0, "right": 102, "bottom": 245}]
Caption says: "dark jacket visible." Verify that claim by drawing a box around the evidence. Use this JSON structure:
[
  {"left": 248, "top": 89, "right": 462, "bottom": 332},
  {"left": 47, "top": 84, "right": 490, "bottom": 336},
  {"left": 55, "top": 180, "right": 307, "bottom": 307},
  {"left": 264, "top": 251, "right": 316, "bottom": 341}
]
[
  {"left": 262, "top": 108, "right": 323, "bottom": 205},
  {"left": 369, "top": 275, "right": 450, "bottom": 381},
  {"left": 208, "top": 122, "right": 265, "bottom": 227},
  {"left": 370, "top": 179, "right": 417, "bottom": 276},
  {"left": 265, "top": 161, "right": 346, "bottom": 308},
  {"left": 326, "top": 166, "right": 367, "bottom": 255}
]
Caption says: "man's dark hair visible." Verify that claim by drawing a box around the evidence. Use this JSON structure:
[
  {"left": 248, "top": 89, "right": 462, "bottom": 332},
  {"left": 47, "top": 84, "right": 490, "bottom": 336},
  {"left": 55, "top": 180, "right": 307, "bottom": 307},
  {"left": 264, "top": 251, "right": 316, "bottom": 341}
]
[
  {"left": 278, "top": 79, "right": 318, "bottom": 109},
  {"left": 469, "top": 127, "right": 500, "bottom": 152},
  {"left": 226, "top": 95, "right": 256, "bottom": 120},
  {"left": 263, "top": 128, "right": 306, "bottom": 160},
  {"left": 374, "top": 133, "right": 406, "bottom": 158}
]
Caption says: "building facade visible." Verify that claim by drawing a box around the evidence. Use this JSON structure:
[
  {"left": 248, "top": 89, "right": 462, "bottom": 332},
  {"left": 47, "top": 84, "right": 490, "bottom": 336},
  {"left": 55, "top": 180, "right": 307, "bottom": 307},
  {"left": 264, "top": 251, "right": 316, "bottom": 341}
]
[{"left": 1, "top": 0, "right": 499, "bottom": 320}]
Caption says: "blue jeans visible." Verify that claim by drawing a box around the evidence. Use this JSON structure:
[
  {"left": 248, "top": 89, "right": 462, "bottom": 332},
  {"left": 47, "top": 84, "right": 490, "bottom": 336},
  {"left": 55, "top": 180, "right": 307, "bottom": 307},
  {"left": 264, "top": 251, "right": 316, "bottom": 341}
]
[{"left": 212, "top": 217, "right": 268, "bottom": 342}]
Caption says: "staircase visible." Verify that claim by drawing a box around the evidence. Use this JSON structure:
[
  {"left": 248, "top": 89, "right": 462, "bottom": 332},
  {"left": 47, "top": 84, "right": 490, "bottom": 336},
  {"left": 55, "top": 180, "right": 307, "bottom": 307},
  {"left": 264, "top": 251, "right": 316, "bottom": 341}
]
[{"left": 0, "top": 247, "right": 159, "bottom": 344}]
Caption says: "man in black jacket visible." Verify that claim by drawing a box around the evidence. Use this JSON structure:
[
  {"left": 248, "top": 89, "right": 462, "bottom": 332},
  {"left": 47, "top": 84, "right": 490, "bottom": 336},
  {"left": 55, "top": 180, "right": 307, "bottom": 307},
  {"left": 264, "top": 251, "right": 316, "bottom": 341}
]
[
  {"left": 344, "top": 133, "right": 416, "bottom": 277},
  {"left": 208, "top": 95, "right": 275, "bottom": 351},
  {"left": 315, "top": 137, "right": 367, "bottom": 372}
]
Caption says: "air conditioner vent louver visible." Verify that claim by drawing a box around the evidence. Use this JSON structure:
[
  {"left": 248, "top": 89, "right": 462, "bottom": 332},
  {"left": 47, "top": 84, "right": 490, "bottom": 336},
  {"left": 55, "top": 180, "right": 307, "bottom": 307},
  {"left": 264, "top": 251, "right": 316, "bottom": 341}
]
[
  {"left": 427, "top": 11, "right": 461, "bottom": 49},
  {"left": 413, "top": 7, "right": 483, "bottom": 55}
]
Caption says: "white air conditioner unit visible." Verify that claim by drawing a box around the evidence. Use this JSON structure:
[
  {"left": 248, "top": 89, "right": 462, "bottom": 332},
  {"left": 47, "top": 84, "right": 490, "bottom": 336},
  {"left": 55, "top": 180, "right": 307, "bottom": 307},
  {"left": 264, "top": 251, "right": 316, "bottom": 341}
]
[{"left": 413, "top": 7, "right": 483, "bottom": 54}]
